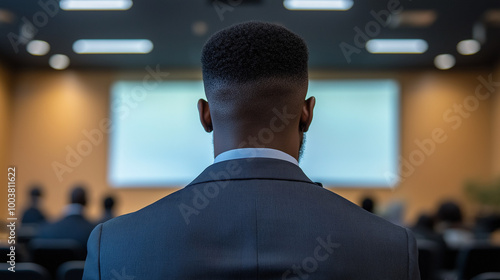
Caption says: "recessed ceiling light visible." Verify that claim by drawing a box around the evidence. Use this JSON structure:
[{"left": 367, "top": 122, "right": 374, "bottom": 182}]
[
  {"left": 366, "top": 39, "right": 428, "bottom": 54},
  {"left": 389, "top": 10, "right": 437, "bottom": 28},
  {"left": 192, "top": 21, "right": 208, "bottom": 36},
  {"left": 73, "top": 39, "right": 153, "bottom": 54},
  {"left": 60, "top": 0, "right": 133, "bottom": 11},
  {"left": 434, "top": 54, "right": 455, "bottom": 70},
  {"left": 49, "top": 54, "right": 70, "bottom": 70},
  {"left": 26, "top": 40, "right": 50, "bottom": 56},
  {"left": 283, "top": 0, "right": 353, "bottom": 11},
  {"left": 0, "top": 9, "right": 15, "bottom": 24},
  {"left": 456, "top": 39, "right": 480, "bottom": 55},
  {"left": 483, "top": 9, "right": 500, "bottom": 27}
]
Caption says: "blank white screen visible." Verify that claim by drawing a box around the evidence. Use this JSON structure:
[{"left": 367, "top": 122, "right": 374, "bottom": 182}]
[
  {"left": 108, "top": 80, "right": 399, "bottom": 188},
  {"left": 301, "top": 80, "right": 399, "bottom": 187}
]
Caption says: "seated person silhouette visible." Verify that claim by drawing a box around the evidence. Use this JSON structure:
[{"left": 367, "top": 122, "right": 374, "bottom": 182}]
[
  {"left": 360, "top": 196, "right": 375, "bottom": 213},
  {"left": 96, "top": 196, "right": 116, "bottom": 225},
  {"left": 37, "top": 185, "right": 94, "bottom": 250},
  {"left": 435, "top": 201, "right": 473, "bottom": 248},
  {"left": 21, "top": 186, "right": 47, "bottom": 226},
  {"left": 83, "top": 21, "right": 420, "bottom": 279}
]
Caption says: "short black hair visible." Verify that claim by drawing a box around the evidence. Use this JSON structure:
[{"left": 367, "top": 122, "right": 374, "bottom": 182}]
[
  {"left": 70, "top": 186, "right": 87, "bottom": 206},
  {"left": 201, "top": 21, "right": 308, "bottom": 88},
  {"left": 30, "top": 186, "right": 42, "bottom": 198},
  {"left": 436, "top": 201, "right": 463, "bottom": 223},
  {"left": 361, "top": 197, "right": 375, "bottom": 213},
  {"left": 103, "top": 196, "right": 115, "bottom": 210}
]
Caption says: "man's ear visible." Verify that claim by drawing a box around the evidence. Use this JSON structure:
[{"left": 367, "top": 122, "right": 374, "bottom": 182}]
[
  {"left": 299, "top": 96, "right": 316, "bottom": 132},
  {"left": 197, "top": 99, "right": 213, "bottom": 133}
]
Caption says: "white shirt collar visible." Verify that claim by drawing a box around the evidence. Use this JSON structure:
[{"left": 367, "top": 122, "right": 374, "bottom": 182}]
[
  {"left": 64, "top": 203, "right": 84, "bottom": 217},
  {"left": 214, "top": 148, "right": 298, "bottom": 166}
]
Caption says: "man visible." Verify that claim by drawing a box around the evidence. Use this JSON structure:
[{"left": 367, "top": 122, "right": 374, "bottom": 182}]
[
  {"left": 21, "top": 186, "right": 47, "bottom": 225},
  {"left": 361, "top": 196, "right": 375, "bottom": 213},
  {"left": 96, "top": 196, "right": 116, "bottom": 225},
  {"left": 38, "top": 186, "right": 94, "bottom": 250},
  {"left": 84, "top": 22, "right": 420, "bottom": 279}
]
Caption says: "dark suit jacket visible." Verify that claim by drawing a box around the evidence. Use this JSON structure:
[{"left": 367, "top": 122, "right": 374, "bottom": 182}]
[
  {"left": 21, "top": 206, "right": 46, "bottom": 225},
  {"left": 83, "top": 158, "right": 420, "bottom": 279},
  {"left": 38, "top": 214, "right": 94, "bottom": 250}
]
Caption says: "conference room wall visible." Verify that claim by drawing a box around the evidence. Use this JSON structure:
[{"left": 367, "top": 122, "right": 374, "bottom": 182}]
[
  {"left": 0, "top": 65, "right": 11, "bottom": 222},
  {"left": 492, "top": 66, "right": 500, "bottom": 175},
  {"left": 6, "top": 68, "right": 498, "bottom": 225}
]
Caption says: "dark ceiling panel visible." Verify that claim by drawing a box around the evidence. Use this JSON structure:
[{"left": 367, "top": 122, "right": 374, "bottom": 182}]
[{"left": 0, "top": 0, "right": 499, "bottom": 70}]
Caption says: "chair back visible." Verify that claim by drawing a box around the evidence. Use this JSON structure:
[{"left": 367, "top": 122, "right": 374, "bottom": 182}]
[
  {"left": 57, "top": 260, "right": 86, "bottom": 280},
  {"left": 457, "top": 244, "right": 500, "bottom": 280},
  {"left": 471, "top": 272, "right": 500, "bottom": 280},
  {"left": 417, "top": 239, "right": 441, "bottom": 280},
  {"left": 0, "top": 262, "right": 51, "bottom": 280},
  {"left": 29, "top": 238, "right": 86, "bottom": 277}
]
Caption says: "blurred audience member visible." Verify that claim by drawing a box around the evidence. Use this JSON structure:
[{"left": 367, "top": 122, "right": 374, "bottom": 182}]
[
  {"left": 97, "top": 195, "right": 116, "bottom": 224},
  {"left": 37, "top": 185, "right": 94, "bottom": 249},
  {"left": 410, "top": 213, "right": 447, "bottom": 271},
  {"left": 21, "top": 186, "right": 47, "bottom": 225},
  {"left": 361, "top": 196, "right": 375, "bottom": 213},
  {"left": 381, "top": 201, "right": 405, "bottom": 227},
  {"left": 411, "top": 213, "right": 447, "bottom": 247},
  {"left": 411, "top": 213, "right": 437, "bottom": 239},
  {"left": 474, "top": 212, "right": 500, "bottom": 240},
  {"left": 435, "top": 200, "right": 473, "bottom": 248}
]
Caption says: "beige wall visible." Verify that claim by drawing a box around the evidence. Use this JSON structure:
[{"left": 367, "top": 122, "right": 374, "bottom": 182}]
[
  {"left": 0, "top": 65, "right": 11, "bottom": 222},
  {"left": 8, "top": 68, "right": 499, "bottom": 225},
  {"left": 492, "top": 65, "right": 500, "bottom": 175},
  {"left": 10, "top": 70, "right": 181, "bottom": 221}
]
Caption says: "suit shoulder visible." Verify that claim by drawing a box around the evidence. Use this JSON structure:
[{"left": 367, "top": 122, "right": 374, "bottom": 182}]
[
  {"left": 100, "top": 188, "right": 187, "bottom": 229},
  {"left": 317, "top": 189, "right": 409, "bottom": 234}
]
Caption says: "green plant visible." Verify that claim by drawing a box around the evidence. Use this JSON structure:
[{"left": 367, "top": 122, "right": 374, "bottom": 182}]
[{"left": 465, "top": 178, "right": 500, "bottom": 209}]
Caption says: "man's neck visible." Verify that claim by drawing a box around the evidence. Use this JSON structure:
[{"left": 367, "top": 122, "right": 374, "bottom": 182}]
[{"left": 212, "top": 131, "right": 301, "bottom": 161}]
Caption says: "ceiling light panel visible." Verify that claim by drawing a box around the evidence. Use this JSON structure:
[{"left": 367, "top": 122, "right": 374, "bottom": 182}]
[
  {"left": 60, "top": 0, "right": 133, "bottom": 11},
  {"left": 283, "top": 0, "right": 353, "bottom": 11},
  {"left": 366, "top": 39, "right": 428, "bottom": 54},
  {"left": 73, "top": 39, "right": 153, "bottom": 54}
]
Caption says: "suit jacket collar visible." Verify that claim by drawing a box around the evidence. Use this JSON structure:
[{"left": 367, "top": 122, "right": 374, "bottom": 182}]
[{"left": 187, "top": 158, "right": 317, "bottom": 187}]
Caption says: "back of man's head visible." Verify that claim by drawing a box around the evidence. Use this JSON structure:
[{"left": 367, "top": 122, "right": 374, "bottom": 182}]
[
  {"left": 436, "top": 201, "right": 463, "bottom": 224},
  {"left": 103, "top": 196, "right": 115, "bottom": 211},
  {"left": 70, "top": 186, "right": 87, "bottom": 206},
  {"left": 29, "top": 185, "right": 43, "bottom": 202},
  {"left": 361, "top": 197, "right": 375, "bottom": 213},
  {"left": 201, "top": 21, "right": 309, "bottom": 126}
]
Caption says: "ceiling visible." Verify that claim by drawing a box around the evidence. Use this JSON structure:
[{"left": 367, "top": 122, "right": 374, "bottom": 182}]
[{"left": 0, "top": 0, "right": 499, "bottom": 70}]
